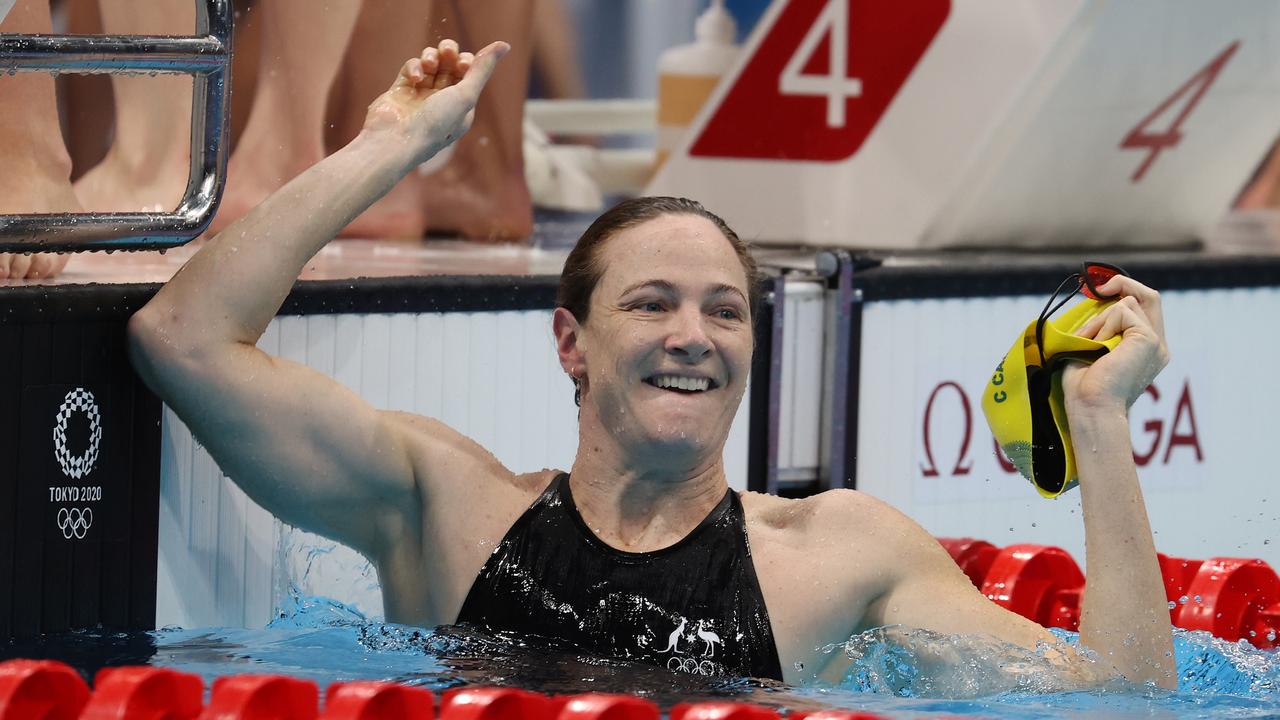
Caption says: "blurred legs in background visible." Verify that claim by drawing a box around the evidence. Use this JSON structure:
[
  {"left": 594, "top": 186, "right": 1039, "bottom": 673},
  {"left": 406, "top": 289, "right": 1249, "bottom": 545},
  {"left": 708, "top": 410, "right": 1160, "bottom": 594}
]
[
  {"left": 205, "top": 0, "right": 361, "bottom": 234},
  {"left": 417, "top": 0, "right": 534, "bottom": 242},
  {"left": 73, "top": 0, "right": 194, "bottom": 213},
  {"left": 0, "top": 0, "right": 74, "bottom": 278},
  {"left": 335, "top": 0, "right": 536, "bottom": 242}
]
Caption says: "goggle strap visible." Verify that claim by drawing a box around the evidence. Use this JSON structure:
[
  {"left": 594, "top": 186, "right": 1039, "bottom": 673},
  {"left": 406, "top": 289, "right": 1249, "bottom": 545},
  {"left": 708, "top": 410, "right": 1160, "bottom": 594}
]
[{"left": 1035, "top": 274, "right": 1083, "bottom": 367}]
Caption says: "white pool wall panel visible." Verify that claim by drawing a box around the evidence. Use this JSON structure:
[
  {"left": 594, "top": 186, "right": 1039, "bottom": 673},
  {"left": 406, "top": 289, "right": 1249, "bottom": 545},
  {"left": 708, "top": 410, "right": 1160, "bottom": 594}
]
[{"left": 777, "top": 281, "right": 827, "bottom": 483}]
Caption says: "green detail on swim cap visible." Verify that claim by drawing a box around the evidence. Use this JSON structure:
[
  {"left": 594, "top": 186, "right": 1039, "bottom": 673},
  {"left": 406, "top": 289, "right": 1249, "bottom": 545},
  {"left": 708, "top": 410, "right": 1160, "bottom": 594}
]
[{"left": 1001, "top": 441, "right": 1034, "bottom": 482}]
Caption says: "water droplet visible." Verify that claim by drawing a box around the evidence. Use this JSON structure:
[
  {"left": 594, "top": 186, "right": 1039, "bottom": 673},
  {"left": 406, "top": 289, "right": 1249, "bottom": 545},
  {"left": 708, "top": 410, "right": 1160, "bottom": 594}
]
[
  {"left": 1178, "top": 595, "right": 1189, "bottom": 605},
  {"left": 1167, "top": 601, "right": 1177, "bottom": 610}
]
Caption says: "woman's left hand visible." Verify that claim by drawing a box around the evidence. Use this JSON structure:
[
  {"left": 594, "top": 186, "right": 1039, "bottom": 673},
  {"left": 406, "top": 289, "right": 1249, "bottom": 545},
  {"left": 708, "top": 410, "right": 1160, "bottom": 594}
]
[{"left": 1061, "top": 276, "right": 1170, "bottom": 416}]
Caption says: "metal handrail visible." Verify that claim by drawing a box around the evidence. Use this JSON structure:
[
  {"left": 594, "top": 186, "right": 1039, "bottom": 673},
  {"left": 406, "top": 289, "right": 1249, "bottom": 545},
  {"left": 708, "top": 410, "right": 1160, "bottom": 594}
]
[{"left": 0, "top": 0, "right": 232, "bottom": 252}]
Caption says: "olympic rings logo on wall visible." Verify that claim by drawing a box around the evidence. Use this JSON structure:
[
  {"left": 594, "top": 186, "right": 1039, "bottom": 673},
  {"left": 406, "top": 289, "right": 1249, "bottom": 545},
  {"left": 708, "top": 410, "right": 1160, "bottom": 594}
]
[
  {"left": 53, "top": 387, "right": 102, "bottom": 480},
  {"left": 57, "top": 507, "right": 93, "bottom": 540}
]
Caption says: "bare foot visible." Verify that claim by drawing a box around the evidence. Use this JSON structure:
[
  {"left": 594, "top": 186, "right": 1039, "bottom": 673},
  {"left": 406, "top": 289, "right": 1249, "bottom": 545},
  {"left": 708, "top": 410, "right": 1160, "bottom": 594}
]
[
  {"left": 74, "top": 148, "right": 190, "bottom": 213},
  {"left": 340, "top": 172, "right": 428, "bottom": 240},
  {"left": 420, "top": 159, "right": 533, "bottom": 242},
  {"left": 0, "top": 171, "right": 76, "bottom": 279}
]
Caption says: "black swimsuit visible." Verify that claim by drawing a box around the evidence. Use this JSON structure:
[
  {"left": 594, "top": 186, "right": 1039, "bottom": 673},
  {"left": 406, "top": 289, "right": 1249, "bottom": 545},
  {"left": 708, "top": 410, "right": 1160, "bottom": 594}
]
[{"left": 456, "top": 474, "right": 783, "bottom": 680}]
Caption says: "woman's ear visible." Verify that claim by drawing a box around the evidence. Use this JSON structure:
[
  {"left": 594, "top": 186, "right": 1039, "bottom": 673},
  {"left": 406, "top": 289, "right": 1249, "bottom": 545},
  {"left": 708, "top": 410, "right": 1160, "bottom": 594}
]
[{"left": 552, "top": 307, "right": 585, "bottom": 377}]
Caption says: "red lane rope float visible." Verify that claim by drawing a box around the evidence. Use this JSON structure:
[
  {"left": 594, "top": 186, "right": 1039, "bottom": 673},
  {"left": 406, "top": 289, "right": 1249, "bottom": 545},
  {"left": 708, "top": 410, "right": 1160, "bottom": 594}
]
[
  {"left": 0, "top": 659, "right": 90, "bottom": 720},
  {"left": 320, "top": 681, "right": 434, "bottom": 720},
  {"left": 83, "top": 666, "right": 204, "bottom": 719},
  {"left": 979, "top": 544, "right": 1085, "bottom": 632},
  {"left": 0, "top": 660, "right": 899, "bottom": 720},
  {"left": 937, "top": 537, "right": 1000, "bottom": 589},
  {"left": 941, "top": 538, "right": 1280, "bottom": 649},
  {"left": 201, "top": 674, "right": 319, "bottom": 720},
  {"left": 441, "top": 687, "right": 556, "bottom": 720},
  {"left": 557, "top": 694, "right": 659, "bottom": 720},
  {"left": 1177, "top": 557, "right": 1280, "bottom": 649},
  {"left": 1157, "top": 553, "right": 1204, "bottom": 621},
  {"left": 669, "top": 702, "right": 780, "bottom": 720}
]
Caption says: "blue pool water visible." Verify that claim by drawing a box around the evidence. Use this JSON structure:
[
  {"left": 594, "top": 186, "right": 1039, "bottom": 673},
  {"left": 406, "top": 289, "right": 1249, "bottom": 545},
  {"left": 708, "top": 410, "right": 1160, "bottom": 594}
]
[{"left": 4, "top": 594, "right": 1278, "bottom": 719}]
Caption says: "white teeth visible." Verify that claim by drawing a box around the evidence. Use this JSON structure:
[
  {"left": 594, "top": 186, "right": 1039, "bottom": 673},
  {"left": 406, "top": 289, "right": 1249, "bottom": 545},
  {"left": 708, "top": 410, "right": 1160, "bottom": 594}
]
[{"left": 652, "top": 375, "right": 710, "bottom": 392}]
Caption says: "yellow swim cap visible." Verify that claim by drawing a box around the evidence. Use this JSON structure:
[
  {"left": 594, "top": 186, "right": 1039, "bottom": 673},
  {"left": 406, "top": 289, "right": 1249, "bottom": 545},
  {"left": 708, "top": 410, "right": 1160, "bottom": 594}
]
[{"left": 982, "top": 299, "right": 1121, "bottom": 498}]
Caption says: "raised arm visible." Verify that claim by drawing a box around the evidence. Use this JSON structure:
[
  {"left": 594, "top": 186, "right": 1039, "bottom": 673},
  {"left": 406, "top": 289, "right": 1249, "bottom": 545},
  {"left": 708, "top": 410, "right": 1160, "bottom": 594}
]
[
  {"left": 1059, "top": 276, "right": 1174, "bottom": 686},
  {"left": 858, "top": 276, "right": 1174, "bottom": 689},
  {"left": 128, "top": 41, "right": 508, "bottom": 556}
]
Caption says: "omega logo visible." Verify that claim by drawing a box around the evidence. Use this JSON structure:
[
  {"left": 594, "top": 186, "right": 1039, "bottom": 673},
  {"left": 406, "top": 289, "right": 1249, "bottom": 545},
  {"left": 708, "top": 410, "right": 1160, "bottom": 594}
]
[{"left": 920, "top": 381, "right": 974, "bottom": 478}]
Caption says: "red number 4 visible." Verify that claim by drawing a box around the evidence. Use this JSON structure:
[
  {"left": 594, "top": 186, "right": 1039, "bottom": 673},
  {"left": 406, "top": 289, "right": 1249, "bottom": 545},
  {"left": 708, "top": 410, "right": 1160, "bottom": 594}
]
[{"left": 1120, "top": 41, "right": 1239, "bottom": 183}]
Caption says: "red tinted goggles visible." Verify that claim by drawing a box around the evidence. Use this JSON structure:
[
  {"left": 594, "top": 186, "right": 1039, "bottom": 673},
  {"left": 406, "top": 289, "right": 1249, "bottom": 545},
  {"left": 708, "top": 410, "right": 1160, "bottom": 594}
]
[{"left": 1034, "top": 261, "right": 1128, "bottom": 368}]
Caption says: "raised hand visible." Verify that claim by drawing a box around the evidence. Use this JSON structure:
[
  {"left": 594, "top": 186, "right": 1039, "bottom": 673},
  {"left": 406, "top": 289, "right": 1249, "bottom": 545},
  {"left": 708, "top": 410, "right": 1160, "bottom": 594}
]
[
  {"left": 362, "top": 39, "right": 510, "bottom": 167},
  {"left": 1061, "top": 276, "right": 1170, "bottom": 415}
]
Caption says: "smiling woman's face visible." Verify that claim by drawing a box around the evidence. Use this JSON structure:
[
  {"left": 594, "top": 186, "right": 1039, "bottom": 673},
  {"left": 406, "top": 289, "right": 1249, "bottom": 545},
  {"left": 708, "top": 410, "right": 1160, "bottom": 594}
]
[{"left": 570, "top": 213, "right": 754, "bottom": 466}]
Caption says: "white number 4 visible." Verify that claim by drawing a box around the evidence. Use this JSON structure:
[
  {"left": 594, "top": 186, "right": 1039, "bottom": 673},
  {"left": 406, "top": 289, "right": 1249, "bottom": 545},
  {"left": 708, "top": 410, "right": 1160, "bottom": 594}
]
[{"left": 778, "top": 0, "right": 863, "bottom": 128}]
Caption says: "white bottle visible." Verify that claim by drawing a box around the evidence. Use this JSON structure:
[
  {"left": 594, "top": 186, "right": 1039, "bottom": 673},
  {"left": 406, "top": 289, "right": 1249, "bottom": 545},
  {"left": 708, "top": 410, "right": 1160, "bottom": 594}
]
[{"left": 655, "top": 0, "right": 739, "bottom": 168}]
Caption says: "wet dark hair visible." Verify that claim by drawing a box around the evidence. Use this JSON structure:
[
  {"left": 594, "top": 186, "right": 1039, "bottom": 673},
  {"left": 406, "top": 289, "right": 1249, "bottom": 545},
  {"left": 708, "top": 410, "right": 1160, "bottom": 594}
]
[
  {"left": 557, "top": 196, "right": 765, "bottom": 406},
  {"left": 557, "top": 196, "right": 764, "bottom": 324}
]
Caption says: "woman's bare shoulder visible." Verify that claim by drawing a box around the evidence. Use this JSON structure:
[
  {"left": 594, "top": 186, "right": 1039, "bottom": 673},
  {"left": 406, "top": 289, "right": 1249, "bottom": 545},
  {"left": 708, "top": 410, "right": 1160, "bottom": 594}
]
[{"left": 740, "top": 488, "right": 917, "bottom": 543}]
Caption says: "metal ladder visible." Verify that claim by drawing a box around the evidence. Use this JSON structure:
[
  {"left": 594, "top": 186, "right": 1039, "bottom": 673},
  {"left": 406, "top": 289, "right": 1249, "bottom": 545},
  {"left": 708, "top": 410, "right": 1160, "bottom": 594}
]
[{"left": 0, "top": 0, "right": 231, "bottom": 252}]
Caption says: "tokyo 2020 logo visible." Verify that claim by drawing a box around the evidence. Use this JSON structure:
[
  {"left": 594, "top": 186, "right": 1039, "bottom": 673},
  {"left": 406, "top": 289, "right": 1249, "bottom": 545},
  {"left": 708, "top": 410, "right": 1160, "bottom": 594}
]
[{"left": 53, "top": 387, "right": 102, "bottom": 480}]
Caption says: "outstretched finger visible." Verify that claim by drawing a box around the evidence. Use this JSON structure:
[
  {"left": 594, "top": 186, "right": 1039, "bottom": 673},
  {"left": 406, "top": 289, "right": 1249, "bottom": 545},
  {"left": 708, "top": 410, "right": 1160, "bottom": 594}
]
[{"left": 454, "top": 41, "right": 510, "bottom": 100}]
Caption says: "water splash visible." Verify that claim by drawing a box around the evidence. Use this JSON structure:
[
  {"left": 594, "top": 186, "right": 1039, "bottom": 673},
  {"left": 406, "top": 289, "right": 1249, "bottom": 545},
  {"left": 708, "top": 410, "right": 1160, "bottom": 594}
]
[
  {"left": 267, "top": 583, "right": 369, "bottom": 629},
  {"left": 810, "top": 624, "right": 1279, "bottom": 706},
  {"left": 813, "top": 625, "right": 1100, "bottom": 699}
]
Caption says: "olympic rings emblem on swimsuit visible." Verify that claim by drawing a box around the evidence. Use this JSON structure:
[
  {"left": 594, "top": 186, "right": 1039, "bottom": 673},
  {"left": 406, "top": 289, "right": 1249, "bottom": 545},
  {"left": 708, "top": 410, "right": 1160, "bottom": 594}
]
[
  {"left": 665, "top": 657, "right": 720, "bottom": 676},
  {"left": 53, "top": 388, "right": 102, "bottom": 479},
  {"left": 57, "top": 507, "right": 93, "bottom": 540}
]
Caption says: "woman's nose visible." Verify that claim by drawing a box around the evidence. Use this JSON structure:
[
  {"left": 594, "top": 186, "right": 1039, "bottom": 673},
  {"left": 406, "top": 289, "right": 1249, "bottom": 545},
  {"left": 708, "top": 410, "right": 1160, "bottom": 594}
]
[{"left": 666, "top": 307, "right": 712, "bottom": 361}]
